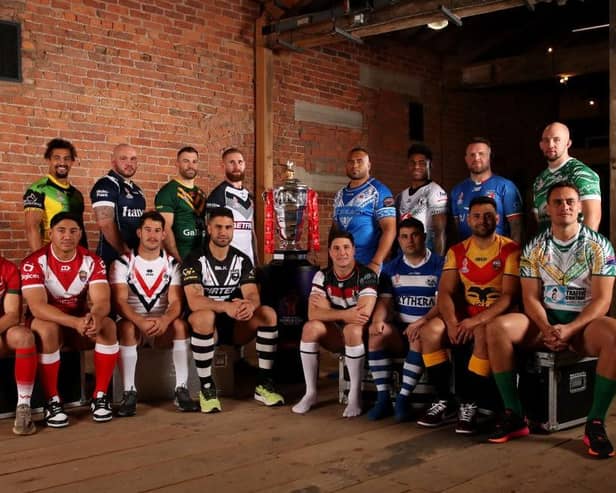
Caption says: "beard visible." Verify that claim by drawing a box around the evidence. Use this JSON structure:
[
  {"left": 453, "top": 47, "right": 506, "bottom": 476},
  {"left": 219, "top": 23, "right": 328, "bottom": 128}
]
[{"left": 226, "top": 170, "right": 245, "bottom": 182}]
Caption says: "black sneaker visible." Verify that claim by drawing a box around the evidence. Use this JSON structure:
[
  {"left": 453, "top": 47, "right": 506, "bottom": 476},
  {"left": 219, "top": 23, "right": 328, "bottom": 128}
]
[
  {"left": 417, "top": 400, "right": 457, "bottom": 428},
  {"left": 90, "top": 392, "right": 113, "bottom": 423},
  {"left": 488, "top": 409, "right": 530, "bottom": 443},
  {"left": 584, "top": 419, "right": 615, "bottom": 459},
  {"left": 117, "top": 390, "right": 138, "bottom": 417},
  {"left": 455, "top": 402, "right": 478, "bottom": 435},
  {"left": 44, "top": 396, "right": 69, "bottom": 428},
  {"left": 174, "top": 386, "right": 199, "bottom": 412}
]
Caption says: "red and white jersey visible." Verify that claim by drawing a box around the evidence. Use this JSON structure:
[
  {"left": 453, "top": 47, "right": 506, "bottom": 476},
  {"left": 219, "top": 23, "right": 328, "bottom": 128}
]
[
  {"left": 21, "top": 245, "right": 108, "bottom": 315},
  {"left": 109, "top": 250, "right": 180, "bottom": 316},
  {"left": 0, "top": 256, "right": 20, "bottom": 317}
]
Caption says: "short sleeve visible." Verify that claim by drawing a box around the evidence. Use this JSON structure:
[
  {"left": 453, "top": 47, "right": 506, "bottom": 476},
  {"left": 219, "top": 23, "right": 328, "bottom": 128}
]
[
  {"left": 502, "top": 181, "right": 523, "bottom": 218},
  {"left": 23, "top": 188, "right": 44, "bottom": 211},
  {"left": 90, "top": 256, "right": 109, "bottom": 284},
  {"left": 155, "top": 184, "right": 176, "bottom": 213},
  {"left": 91, "top": 177, "right": 118, "bottom": 209},
  {"left": 109, "top": 258, "right": 129, "bottom": 284},
  {"left": 310, "top": 270, "right": 327, "bottom": 297},
  {"left": 181, "top": 254, "right": 202, "bottom": 287},
  {"left": 429, "top": 184, "right": 448, "bottom": 216},
  {"left": 357, "top": 268, "right": 378, "bottom": 297},
  {"left": 443, "top": 247, "right": 458, "bottom": 271},
  {"left": 375, "top": 183, "right": 396, "bottom": 222},
  {"left": 20, "top": 258, "right": 45, "bottom": 290},
  {"left": 2, "top": 260, "right": 21, "bottom": 294}
]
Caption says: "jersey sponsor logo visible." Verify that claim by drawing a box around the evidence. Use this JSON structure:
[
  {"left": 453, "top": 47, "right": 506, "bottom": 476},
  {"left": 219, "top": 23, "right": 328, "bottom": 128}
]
[
  {"left": 398, "top": 295, "right": 435, "bottom": 308},
  {"left": 566, "top": 287, "right": 585, "bottom": 302},
  {"left": 23, "top": 192, "right": 40, "bottom": 207},
  {"left": 121, "top": 206, "right": 144, "bottom": 218},
  {"left": 60, "top": 265, "right": 71, "bottom": 272},
  {"left": 236, "top": 221, "right": 252, "bottom": 230},
  {"left": 21, "top": 273, "right": 38, "bottom": 280},
  {"left": 456, "top": 192, "right": 464, "bottom": 205},
  {"left": 206, "top": 286, "right": 236, "bottom": 297},
  {"left": 182, "top": 267, "right": 196, "bottom": 277},
  {"left": 22, "top": 263, "right": 34, "bottom": 272},
  {"left": 182, "top": 229, "right": 197, "bottom": 237},
  {"left": 79, "top": 270, "right": 87, "bottom": 282},
  {"left": 96, "top": 190, "right": 110, "bottom": 198},
  {"left": 383, "top": 197, "right": 395, "bottom": 207}
]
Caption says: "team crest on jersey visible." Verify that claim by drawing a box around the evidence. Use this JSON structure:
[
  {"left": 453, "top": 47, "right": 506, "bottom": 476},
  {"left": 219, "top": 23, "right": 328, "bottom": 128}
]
[
  {"left": 460, "top": 258, "right": 469, "bottom": 274},
  {"left": 230, "top": 270, "right": 240, "bottom": 282},
  {"left": 486, "top": 191, "right": 496, "bottom": 199},
  {"left": 383, "top": 197, "right": 395, "bottom": 207},
  {"left": 79, "top": 270, "right": 87, "bottom": 282},
  {"left": 492, "top": 259, "right": 502, "bottom": 270},
  {"left": 426, "top": 277, "right": 437, "bottom": 287},
  {"left": 457, "top": 192, "right": 464, "bottom": 205}
]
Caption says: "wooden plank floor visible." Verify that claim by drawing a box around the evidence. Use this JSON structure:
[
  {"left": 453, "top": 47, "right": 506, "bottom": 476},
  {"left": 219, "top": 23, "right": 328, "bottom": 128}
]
[{"left": 0, "top": 355, "right": 614, "bottom": 493}]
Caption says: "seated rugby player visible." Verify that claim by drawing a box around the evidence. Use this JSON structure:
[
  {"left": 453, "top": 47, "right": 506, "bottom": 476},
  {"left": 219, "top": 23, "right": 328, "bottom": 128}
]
[
  {"left": 110, "top": 211, "right": 198, "bottom": 416},
  {"left": 182, "top": 207, "right": 283, "bottom": 412},
  {"left": 21, "top": 212, "right": 119, "bottom": 427},
  {"left": 292, "top": 230, "right": 378, "bottom": 418}
]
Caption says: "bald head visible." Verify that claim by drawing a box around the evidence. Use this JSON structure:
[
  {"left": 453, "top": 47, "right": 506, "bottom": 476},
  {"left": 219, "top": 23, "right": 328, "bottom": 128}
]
[
  {"left": 540, "top": 121, "right": 571, "bottom": 168},
  {"left": 111, "top": 143, "right": 138, "bottom": 178}
]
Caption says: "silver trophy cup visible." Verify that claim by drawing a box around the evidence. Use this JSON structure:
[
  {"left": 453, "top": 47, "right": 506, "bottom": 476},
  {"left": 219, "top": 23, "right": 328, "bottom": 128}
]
[{"left": 273, "top": 161, "right": 309, "bottom": 251}]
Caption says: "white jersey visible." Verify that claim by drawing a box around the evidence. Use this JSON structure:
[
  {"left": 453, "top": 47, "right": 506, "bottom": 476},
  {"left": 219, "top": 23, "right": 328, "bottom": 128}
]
[
  {"left": 110, "top": 250, "right": 181, "bottom": 317},
  {"left": 395, "top": 181, "right": 448, "bottom": 250}
]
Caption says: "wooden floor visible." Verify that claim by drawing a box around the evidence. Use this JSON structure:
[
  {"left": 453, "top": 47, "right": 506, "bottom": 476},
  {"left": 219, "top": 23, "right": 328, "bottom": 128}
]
[{"left": 1, "top": 356, "right": 615, "bottom": 493}]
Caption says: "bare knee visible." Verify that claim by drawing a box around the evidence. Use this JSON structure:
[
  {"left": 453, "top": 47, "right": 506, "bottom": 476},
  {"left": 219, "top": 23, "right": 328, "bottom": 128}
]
[
  {"left": 172, "top": 318, "right": 190, "bottom": 339},
  {"left": 96, "top": 318, "right": 118, "bottom": 344},
  {"left": 5, "top": 325, "right": 35, "bottom": 349},
  {"left": 117, "top": 319, "right": 137, "bottom": 345},
  {"left": 255, "top": 305, "right": 277, "bottom": 326},
  {"left": 342, "top": 324, "right": 364, "bottom": 346},
  {"left": 188, "top": 310, "right": 215, "bottom": 335},
  {"left": 301, "top": 320, "right": 325, "bottom": 342}
]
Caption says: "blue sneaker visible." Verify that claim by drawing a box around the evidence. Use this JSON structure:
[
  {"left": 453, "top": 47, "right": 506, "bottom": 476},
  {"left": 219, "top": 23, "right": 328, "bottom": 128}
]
[{"left": 367, "top": 397, "right": 393, "bottom": 421}]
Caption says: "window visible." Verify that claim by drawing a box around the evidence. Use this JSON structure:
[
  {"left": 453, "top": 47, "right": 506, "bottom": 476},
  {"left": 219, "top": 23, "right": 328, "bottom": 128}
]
[{"left": 0, "top": 21, "right": 21, "bottom": 82}]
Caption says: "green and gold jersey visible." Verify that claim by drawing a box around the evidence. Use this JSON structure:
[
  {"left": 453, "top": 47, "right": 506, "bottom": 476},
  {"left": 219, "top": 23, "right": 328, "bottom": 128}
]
[
  {"left": 23, "top": 174, "right": 87, "bottom": 247},
  {"left": 533, "top": 158, "right": 601, "bottom": 231},
  {"left": 521, "top": 225, "right": 616, "bottom": 324},
  {"left": 155, "top": 179, "right": 207, "bottom": 260}
]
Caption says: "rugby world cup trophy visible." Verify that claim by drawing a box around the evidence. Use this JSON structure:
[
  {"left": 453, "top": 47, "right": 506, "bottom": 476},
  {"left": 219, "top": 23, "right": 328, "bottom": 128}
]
[{"left": 260, "top": 161, "right": 320, "bottom": 381}]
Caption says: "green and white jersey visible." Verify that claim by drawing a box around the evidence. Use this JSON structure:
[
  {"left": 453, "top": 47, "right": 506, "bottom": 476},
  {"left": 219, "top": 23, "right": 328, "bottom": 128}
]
[
  {"left": 520, "top": 224, "right": 616, "bottom": 324},
  {"left": 155, "top": 180, "right": 207, "bottom": 260},
  {"left": 532, "top": 158, "right": 601, "bottom": 231}
]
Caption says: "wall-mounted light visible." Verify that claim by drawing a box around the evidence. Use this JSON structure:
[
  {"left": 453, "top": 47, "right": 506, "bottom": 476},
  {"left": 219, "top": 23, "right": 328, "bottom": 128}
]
[
  {"left": 547, "top": 47, "right": 553, "bottom": 54},
  {"left": 588, "top": 99, "right": 596, "bottom": 107}
]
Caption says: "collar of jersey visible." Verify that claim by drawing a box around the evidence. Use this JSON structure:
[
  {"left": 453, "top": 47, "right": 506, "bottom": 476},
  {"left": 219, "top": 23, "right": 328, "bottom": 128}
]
[
  {"left": 403, "top": 249, "right": 431, "bottom": 269},
  {"left": 50, "top": 244, "right": 77, "bottom": 263},
  {"left": 173, "top": 178, "right": 196, "bottom": 190},
  {"left": 109, "top": 169, "right": 133, "bottom": 186},
  {"left": 346, "top": 177, "right": 373, "bottom": 191},
  {"left": 546, "top": 157, "right": 574, "bottom": 174},
  {"left": 549, "top": 222, "right": 582, "bottom": 247},
  {"left": 46, "top": 174, "right": 71, "bottom": 190}
]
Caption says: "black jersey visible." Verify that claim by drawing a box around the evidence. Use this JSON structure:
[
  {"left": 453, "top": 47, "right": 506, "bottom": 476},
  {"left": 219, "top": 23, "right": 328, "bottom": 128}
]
[
  {"left": 181, "top": 244, "right": 256, "bottom": 301},
  {"left": 310, "top": 264, "right": 378, "bottom": 310},
  {"left": 206, "top": 181, "right": 254, "bottom": 263},
  {"left": 90, "top": 170, "right": 146, "bottom": 265}
]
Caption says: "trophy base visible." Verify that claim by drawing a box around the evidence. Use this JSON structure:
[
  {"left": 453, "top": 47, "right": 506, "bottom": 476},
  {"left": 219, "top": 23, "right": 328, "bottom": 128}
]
[
  {"left": 272, "top": 249, "right": 308, "bottom": 262},
  {"left": 258, "top": 254, "right": 319, "bottom": 383}
]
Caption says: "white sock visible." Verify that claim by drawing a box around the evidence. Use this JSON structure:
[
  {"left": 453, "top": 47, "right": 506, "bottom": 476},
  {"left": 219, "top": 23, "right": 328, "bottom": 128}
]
[
  {"left": 292, "top": 341, "right": 320, "bottom": 414},
  {"left": 343, "top": 344, "right": 365, "bottom": 418},
  {"left": 119, "top": 345, "right": 138, "bottom": 392},
  {"left": 172, "top": 339, "right": 190, "bottom": 389}
]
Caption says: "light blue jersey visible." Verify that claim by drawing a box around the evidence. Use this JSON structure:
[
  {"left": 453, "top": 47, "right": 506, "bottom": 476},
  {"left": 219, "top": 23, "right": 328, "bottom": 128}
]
[{"left": 333, "top": 177, "right": 396, "bottom": 265}]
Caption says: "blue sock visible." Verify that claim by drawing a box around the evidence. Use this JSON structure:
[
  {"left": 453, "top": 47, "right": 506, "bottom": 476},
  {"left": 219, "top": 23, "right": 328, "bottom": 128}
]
[
  {"left": 368, "top": 349, "right": 392, "bottom": 402},
  {"left": 400, "top": 350, "right": 424, "bottom": 397}
]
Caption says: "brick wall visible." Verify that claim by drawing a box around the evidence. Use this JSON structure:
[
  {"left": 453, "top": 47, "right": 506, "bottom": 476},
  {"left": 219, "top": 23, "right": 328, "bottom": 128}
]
[
  {"left": 0, "top": 0, "right": 258, "bottom": 262},
  {"left": 1, "top": 1, "right": 560, "bottom": 267}
]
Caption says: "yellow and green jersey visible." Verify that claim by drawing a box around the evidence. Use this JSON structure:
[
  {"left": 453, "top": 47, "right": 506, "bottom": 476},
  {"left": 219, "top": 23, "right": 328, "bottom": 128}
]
[{"left": 23, "top": 174, "right": 87, "bottom": 247}]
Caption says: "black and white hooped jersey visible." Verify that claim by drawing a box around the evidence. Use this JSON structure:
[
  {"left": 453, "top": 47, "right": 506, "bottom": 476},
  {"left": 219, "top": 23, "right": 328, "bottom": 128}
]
[
  {"left": 110, "top": 250, "right": 180, "bottom": 316},
  {"left": 206, "top": 181, "right": 255, "bottom": 263},
  {"left": 181, "top": 244, "right": 256, "bottom": 301}
]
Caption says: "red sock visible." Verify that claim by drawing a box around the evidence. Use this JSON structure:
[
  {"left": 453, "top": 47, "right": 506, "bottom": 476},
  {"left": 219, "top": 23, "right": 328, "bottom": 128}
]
[
  {"left": 39, "top": 352, "right": 61, "bottom": 400},
  {"left": 15, "top": 347, "right": 37, "bottom": 403},
  {"left": 94, "top": 345, "right": 119, "bottom": 396}
]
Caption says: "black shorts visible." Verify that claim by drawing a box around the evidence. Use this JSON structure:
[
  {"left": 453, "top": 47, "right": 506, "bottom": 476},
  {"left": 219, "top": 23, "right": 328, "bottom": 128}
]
[{"left": 215, "top": 313, "right": 237, "bottom": 345}]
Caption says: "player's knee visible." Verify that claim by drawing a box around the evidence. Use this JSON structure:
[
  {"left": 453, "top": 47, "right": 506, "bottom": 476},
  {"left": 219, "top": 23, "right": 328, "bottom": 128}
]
[
  {"left": 258, "top": 305, "right": 277, "bottom": 326},
  {"left": 301, "top": 320, "right": 324, "bottom": 341},
  {"left": 6, "top": 326, "right": 35, "bottom": 349},
  {"left": 368, "top": 331, "right": 385, "bottom": 351},
  {"left": 188, "top": 310, "right": 215, "bottom": 334},
  {"left": 342, "top": 324, "right": 363, "bottom": 343}
]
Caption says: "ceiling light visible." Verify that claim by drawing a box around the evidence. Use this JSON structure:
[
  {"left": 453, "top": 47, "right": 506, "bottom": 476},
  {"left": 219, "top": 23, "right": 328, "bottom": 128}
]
[
  {"left": 427, "top": 19, "right": 448, "bottom": 30},
  {"left": 572, "top": 24, "right": 609, "bottom": 33}
]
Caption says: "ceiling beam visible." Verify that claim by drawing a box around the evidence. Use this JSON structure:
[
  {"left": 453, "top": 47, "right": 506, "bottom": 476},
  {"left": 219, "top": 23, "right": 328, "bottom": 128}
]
[
  {"left": 274, "top": 0, "right": 534, "bottom": 49},
  {"left": 460, "top": 41, "right": 607, "bottom": 87}
]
